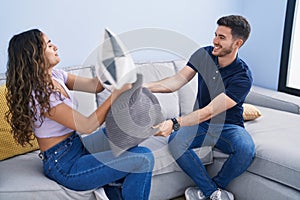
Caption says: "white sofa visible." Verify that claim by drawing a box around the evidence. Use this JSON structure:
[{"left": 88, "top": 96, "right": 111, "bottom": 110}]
[
  {"left": 0, "top": 61, "right": 212, "bottom": 200},
  {"left": 1, "top": 61, "right": 300, "bottom": 200}
]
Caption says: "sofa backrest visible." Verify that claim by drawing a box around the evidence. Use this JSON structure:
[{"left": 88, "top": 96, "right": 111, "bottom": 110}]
[
  {"left": 0, "top": 60, "right": 197, "bottom": 121},
  {"left": 63, "top": 65, "right": 98, "bottom": 116},
  {"left": 96, "top": 60, "right": 198, "bottom": 120},
  {"left": 245, "top": 85, "right": 300, "bottom": 115},
  {"left": 135, "top": 60, "right": 198, "bottom": 118}
]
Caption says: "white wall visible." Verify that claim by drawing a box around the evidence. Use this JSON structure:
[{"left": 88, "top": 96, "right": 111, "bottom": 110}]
[
  {"left": 0, "top": 0, "right": 241, "bottom": 73},
  {"left": 0, "top": 0, "right": 289, "bottom": 90},
  {"left": 239, "top": 0, "right": 288, "bottom": 90}
]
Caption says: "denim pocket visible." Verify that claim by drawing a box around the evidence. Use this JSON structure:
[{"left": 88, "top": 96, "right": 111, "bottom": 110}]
[
  {"left": 54, "top": 142, "right": 72, "bottom": 161},
  {"left": 43, "top": 157, "right": 57, "bottom": 180},
  {"left": 47, "top": 141, "right": 75, "bottom": 174}
]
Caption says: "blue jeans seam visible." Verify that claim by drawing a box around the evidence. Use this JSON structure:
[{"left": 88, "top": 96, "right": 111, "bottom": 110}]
[
  {"left": 53, "top": 154, "right": 152, "bottom": 178},
  {"left": 188, "top": 149, "right": 216, "bottom": 190}
]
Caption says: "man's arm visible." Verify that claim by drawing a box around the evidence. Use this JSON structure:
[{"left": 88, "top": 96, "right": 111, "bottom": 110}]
[
  {"left": 155, "top": 93, "right": 237, "bottom": 137},
  {"left": 144, "top": 66, "right": 196, "bottom": 93},
  {"left": 65, "top": 73, "right": 104, "bottom": 93}
]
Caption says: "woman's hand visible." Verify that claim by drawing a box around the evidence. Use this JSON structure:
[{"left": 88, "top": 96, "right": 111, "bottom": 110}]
[
  {"left": 111, "top": 83, "right": 132, "bottom": 101},
  {"left": 153, "top": 120, "right": 173, "bottom": 137}
]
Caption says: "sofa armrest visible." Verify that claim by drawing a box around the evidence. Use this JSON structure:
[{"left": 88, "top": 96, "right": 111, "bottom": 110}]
[{"left": 245, "top": 85, "right": 300, "bottom": 114}]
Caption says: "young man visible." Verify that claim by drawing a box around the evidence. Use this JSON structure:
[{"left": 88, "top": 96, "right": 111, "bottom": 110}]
[{"left": 145, "top": 15, "right": 255, "bottom": 200}]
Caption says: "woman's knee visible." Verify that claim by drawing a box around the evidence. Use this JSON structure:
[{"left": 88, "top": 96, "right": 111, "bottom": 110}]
[{"left": 129, "top": 146, "right": 154, "bottom": 170}]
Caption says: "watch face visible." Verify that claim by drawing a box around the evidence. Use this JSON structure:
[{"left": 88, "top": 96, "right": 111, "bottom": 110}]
[
  {"left": 173, "top": 123, "right": 180, "bottom": 131},
  {"left": 171, "top": 118, "right": 180, "bottom": 131}
]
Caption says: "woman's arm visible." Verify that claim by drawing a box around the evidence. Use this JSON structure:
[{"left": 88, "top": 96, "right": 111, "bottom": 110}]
[
  {"left": 45, "top": 84, "right": 131, "bottom": 134},
  {"left": 144, "top": 66, "right": 196, "bottom": 93},
  {"left": 65, "top": 73, "right": 104, "bottom": 93}
]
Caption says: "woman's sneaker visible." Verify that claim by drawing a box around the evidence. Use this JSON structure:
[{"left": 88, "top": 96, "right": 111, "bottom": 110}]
[
  {"left": 185, "top": 187, "right": 208, "bottom": 200},
  {"left": 210, "top": 189, "right": 234, "bottom": 200}
]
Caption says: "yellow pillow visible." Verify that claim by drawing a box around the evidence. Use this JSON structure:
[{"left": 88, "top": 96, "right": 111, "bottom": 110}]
[
  {"left": 0, "top": 84, "right": 39, "bottom": 160},
  {"left": 243, "top": 103, "right": 262, "bottom": 121}
]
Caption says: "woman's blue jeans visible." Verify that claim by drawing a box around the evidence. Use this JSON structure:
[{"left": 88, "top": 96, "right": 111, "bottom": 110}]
[
  {"left": 168, "top": 122, "right": 255, "bottom": 197},
  {"left": 40, "top": 128, "right": 154, "bottom": 200}
]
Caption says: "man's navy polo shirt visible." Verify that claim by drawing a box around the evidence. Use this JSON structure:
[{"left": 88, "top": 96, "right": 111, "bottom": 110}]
[{"left": 187, "top": 46, "right": 253, "bottom": 127}]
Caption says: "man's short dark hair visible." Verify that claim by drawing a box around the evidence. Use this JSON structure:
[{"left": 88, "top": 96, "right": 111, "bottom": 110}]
[{"left": 217, "top": 15, "right": 251, "bottom": 44}]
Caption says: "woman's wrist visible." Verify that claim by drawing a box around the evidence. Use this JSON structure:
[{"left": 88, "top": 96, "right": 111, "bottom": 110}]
[{"left": 111, "top": 83, "right": 132, "bottom": 101}]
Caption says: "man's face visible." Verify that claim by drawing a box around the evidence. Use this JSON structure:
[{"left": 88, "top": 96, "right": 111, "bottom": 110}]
[{"left": 212, "top": 25, "right": 237, "bottom": 57}]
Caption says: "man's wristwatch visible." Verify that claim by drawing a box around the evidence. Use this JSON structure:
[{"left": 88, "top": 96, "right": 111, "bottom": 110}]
[{"left": 171, "top": 118, "right": 180, "bottom": 131}]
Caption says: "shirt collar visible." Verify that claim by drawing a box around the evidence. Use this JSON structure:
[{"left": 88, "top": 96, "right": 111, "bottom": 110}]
[{"left": 214, "top": 54, "right": 240, "bottom": 70}]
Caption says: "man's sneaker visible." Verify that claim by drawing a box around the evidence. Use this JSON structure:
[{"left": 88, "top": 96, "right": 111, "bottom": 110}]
[
  {"left": 210, "top": 189, "right": 234, "bottom": 200},
  {"left": 185, "top": 187, "right": 208, "bottom": 200}
]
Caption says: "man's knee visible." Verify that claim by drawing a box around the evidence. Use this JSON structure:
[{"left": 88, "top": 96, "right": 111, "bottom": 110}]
[
  {"left": 168, "top": 131, "right": 193, "bottom": 159},
  {"left": 236, "top": 139, "right": 255, "bottom": 160}
]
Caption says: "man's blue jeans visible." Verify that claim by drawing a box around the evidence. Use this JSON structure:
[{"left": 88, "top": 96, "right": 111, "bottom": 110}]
[
  {"left": 168, "top": 122, "right": 255, "bottom": 197},
  {"left": 40, "top": 129, "right": 154, "bottom": 200}
]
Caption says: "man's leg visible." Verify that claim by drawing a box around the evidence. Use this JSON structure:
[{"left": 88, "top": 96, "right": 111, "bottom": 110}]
[
  {"left": 212, "top": 124, "right": 255, "bottom": 189},
  {"left": 168, "top": 123, "right": 218, "bottom": 197}
]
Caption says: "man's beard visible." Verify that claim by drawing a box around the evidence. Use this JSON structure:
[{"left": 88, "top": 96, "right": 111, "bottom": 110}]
[{"left": 213, "top": 43, "right": 234, "bottom": 57}]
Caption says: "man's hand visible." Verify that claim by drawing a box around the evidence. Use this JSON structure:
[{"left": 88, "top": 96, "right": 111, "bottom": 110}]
[{"left": 153, "top": 120, "right": 173, "bottom": 137}]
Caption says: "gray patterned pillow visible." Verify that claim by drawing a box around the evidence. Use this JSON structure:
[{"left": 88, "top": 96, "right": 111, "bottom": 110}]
[{"left": 105, "top": 74, "right": 164, "bottom": 156}]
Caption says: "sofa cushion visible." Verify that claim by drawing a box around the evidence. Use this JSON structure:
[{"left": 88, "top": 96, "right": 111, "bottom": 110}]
[
  {"left": 213, "top": 106, "right": 300, "bottom": 191},
  {"left": 0, "top": 85, "right": 39, "bottom": 160},
  {"left": 245, "top": 106, "right": 300, "bottom": 190},
  {"left": 207, "top": 158, "right": 300, "bottom": 200},
  {"left": 0, "top": 151, "right": 97, "bottom": 200},
  {"left": 140, "top": 136, "right": 213, "bottom": 175}
]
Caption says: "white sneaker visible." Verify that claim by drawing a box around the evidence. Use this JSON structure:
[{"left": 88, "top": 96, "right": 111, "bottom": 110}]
[
  {"left": 210, "top": 189, "right": 234, "bottom": 200},
  {"left": 185, "top": 187, "right": 208, "bottom": 200}
]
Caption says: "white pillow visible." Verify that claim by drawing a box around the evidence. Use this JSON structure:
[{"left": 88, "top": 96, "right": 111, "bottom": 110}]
[{"left": 96, "top": 28, "right": 137, "bottom": 90}]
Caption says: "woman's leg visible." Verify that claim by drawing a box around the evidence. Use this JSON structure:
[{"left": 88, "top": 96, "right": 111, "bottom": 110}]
[
  {"left": 74, "top": 146, "right": 154, "bottom": 200},
  {"left": 43, "top": 133, "right": 154, "bottom": 200},
  {"left": 120, "top": 147, "right": 154, "bottom": 200}
]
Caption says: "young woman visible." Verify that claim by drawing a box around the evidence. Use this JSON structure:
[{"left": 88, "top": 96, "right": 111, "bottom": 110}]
[{"left": 5, "top": 29, "right": 154, "bottom": 200}]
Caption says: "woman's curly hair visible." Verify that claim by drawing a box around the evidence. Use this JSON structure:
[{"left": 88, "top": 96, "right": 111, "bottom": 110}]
[{"left": 5, "top": 29, "right": 55, "bottom": 146}]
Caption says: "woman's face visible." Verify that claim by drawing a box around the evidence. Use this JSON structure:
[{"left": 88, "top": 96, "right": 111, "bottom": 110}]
[{"left": 42, "top": 33, "right": 60, "bottom": 68}]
